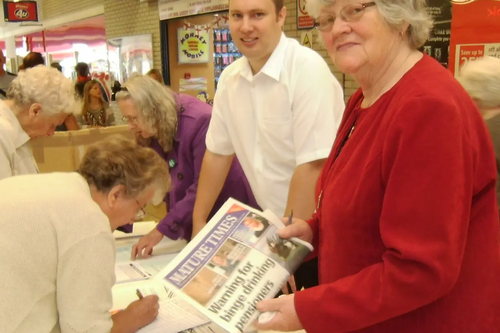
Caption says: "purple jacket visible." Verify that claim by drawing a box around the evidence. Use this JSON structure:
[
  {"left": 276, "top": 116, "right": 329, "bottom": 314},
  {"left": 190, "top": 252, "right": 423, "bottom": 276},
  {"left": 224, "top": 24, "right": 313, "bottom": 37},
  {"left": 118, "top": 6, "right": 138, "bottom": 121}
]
[{"left": 151, "top": 94, "right": 258, "bottom": 241}]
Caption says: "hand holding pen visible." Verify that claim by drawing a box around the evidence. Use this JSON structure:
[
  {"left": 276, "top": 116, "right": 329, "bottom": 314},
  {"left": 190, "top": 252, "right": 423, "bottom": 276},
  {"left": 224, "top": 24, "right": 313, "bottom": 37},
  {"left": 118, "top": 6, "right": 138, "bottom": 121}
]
[
  {"left": 136, "top": 289, "right": 144, "bottom": 300},
  {"left": 112, "top": 289, "right": 159, "bottom": 332}
]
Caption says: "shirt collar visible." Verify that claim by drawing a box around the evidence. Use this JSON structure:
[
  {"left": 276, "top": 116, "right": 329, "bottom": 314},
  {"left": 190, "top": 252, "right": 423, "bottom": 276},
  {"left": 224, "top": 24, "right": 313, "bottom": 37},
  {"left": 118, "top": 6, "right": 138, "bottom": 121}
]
[
  {"left": 238, "top": 33, "right": 288, "bottom": 82},
  {"left": 0, "top": 100, "right": 30, "bottom": 149}
]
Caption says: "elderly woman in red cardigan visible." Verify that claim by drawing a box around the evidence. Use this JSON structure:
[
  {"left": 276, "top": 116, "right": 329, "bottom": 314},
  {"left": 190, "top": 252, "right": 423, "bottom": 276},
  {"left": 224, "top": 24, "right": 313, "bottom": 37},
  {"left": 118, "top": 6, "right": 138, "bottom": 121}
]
[{"left": 255, "top": 0, "right": 500, "bottom": 332}]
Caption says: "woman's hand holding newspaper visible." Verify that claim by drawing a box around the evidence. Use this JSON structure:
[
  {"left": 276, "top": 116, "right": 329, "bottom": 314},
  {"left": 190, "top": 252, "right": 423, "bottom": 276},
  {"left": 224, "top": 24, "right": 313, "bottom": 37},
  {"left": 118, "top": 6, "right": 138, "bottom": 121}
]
[
  {"left": 279, "top": 218, "right": 313, "bottom": 295},
  {"left": 278, "top": 218, "right": 314, "bottom": 248},
  {"left": 254, "top": 294, "right": 303, "bottom": 331}
]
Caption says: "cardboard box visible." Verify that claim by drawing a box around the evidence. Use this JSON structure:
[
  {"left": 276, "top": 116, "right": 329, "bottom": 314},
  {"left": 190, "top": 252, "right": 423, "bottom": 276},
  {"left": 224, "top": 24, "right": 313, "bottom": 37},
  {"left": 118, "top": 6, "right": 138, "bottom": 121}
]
[
  {"left": 31, "top": 125, "right": 133, "bottom": 173},
  {"left": 31, "top": 125, "right": 167, "bottom": 222},
  {"left": 144, "top": 203, "right": 167, "bottom": 222}
]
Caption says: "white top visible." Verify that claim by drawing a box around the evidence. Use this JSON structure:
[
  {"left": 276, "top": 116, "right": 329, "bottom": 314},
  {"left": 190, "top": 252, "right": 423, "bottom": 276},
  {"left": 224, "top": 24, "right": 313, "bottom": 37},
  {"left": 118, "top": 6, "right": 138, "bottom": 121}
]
[
  {"left": 0, "top": 100, "right": 38, "bottom": 180},
  {"left": 206, "top": 34, "right": 345, "bottom": 215},
  {"left": 0, "top": 173, "right": 115, "bottom": 333}
]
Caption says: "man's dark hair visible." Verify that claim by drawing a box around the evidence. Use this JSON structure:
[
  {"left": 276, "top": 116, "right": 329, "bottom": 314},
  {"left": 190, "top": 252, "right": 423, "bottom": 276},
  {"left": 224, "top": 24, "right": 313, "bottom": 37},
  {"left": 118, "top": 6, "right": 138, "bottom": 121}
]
[
  {"left": 75, "top": 62, "right": 90, "bottom": 77},
  {"left": 22, "top": 52, "right": 44, "bottom": 69},
  {"left": 229, "top": 0, "right": 284, "bottom": 16},
  {"left": 272, "top": 0, "right": 284, "bottom": 15},
  {"left": 50, "top": 62, "right": 62, "bottom": 72}
]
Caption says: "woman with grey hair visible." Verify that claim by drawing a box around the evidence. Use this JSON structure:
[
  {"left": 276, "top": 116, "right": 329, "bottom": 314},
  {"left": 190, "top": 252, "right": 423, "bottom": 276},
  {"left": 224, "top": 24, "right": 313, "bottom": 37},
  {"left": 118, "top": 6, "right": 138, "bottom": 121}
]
[
  {"left": 116, "top": 75, "right": 257, "bottom": 256},
  {"left": 458, "top": 56, "right": 500, "bottom": 215},
  {"left": 0, "top": 136, "right": 169, "bottom": 333},
  {"left": 255, "top": 1, "right": 500, "bottom": 332},
  {"left": 0, "top": 65, "right": 75, "bottom": 180}
]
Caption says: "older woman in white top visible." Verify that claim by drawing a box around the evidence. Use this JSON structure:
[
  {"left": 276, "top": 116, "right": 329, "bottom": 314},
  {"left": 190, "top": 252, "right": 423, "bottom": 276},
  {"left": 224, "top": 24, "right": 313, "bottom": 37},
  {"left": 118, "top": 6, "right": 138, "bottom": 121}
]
[
  {"left": 457, "top": 56, "right": 500, "bottom": 214},
  {"left": 0, "top": 65, "right": 74, "bottom": 180},
  {"left": 0, "top": 136, "right": 170, "bottom": 333}
]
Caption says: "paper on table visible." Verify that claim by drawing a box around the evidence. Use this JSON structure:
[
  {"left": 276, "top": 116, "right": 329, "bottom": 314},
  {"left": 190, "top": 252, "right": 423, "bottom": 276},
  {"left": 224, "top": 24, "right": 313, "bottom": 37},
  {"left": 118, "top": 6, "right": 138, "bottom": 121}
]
[
  {"left": 179, "top": 322, "right": 227, "bottom": 333},
  {"left": 112, "top": 280, "right": 175, "bottom": 312},
  {"left": 113, "top": 221, "right": 157, "bottom": 239},
  {"left": 138, "top": 297, "right": 211, "bottom": 333},
  {"left": 114, "top": 236, "right": 187, "bottom": 264},
  {"left": 115, "top": 262, "right": 152, "bottom": 284}
]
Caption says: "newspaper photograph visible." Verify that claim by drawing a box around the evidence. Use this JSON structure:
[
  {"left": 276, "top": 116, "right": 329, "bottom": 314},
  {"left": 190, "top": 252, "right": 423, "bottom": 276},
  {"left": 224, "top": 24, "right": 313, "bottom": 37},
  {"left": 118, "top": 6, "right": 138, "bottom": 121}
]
[{"left": 152, "top": 198, "right": 313, "bottom": 333}]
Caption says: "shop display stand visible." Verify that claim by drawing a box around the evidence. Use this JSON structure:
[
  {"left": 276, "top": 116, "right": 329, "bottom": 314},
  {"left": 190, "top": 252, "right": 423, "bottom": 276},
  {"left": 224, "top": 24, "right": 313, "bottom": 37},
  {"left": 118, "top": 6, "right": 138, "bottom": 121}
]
[{"left": 213, "top": 28, "right": 242, "bottom": 90}]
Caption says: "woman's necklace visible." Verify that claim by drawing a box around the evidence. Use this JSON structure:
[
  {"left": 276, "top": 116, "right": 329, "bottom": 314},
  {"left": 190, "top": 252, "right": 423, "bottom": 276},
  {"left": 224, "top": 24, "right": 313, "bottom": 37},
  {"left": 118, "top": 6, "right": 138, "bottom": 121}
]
[{"left": 362, "top": 50, "right": 418, "bottom": 108}]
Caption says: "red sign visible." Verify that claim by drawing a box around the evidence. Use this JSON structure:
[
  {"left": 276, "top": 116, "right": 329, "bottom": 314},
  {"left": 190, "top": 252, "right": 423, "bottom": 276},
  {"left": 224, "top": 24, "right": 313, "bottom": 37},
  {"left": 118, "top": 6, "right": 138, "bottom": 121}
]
[
  {"left": 449, "top": 0, "right": 500, "bottom": 75},
  {"left": 458, "top": 44, "right": 485, "bottom": 66},
  {"left": 3, "top": 1, "right": 38, "bottom": 22},
  {"left": 297, "top": 0, "right": 315, "bottom": 30}
]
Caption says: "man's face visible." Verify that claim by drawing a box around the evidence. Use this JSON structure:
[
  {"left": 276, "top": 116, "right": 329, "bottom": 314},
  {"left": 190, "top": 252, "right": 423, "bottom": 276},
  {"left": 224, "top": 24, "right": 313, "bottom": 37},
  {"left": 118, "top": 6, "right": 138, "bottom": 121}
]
[{"left": 229, "top": 0, "right": 286, "bottom": 64}]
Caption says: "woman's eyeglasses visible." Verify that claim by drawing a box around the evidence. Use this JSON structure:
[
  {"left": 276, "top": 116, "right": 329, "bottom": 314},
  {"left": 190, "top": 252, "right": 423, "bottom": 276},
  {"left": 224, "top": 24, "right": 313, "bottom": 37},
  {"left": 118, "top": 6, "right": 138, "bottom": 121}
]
[
  {"left": 314, "top": 2, "right": 376, "bottom": 32},
  {"left": 121, "top": 116, "right": 139, "bottom": 124},
  {"left": 135, "top": 200, "right": 146, "bottom": 220}
]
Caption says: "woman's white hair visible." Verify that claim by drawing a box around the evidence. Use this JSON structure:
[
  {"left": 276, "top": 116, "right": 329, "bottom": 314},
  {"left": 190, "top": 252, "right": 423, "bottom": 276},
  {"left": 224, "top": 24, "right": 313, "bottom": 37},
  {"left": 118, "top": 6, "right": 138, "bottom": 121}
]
[
  {"left": 116, "top": 75, "right": 178, "bottom": 152},
  {"left": 306, "top": 0, "right": 433, "bottom": 49},
  {"left": 7, "top": 65, "right": 75, "bottom": 115},
  {"left": 457, "top": 56, "right": 500, "bottom": 109}
]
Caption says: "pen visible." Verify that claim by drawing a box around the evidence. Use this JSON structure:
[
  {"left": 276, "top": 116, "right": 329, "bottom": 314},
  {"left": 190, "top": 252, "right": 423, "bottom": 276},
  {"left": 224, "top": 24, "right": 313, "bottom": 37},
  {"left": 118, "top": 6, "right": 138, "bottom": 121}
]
[
  {"left": 136, "top": 289, "right": 143, "bottom": 300},
  {"left": 288, "top": 209, "right": 293, "bottom": 225}
]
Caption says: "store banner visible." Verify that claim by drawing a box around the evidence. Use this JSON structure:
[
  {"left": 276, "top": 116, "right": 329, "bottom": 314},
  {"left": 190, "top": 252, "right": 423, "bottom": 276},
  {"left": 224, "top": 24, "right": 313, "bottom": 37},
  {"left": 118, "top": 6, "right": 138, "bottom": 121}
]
[
  {"left": 159, "top": 0, "right": 229, "bottom": 20},
  {"left": 177, "top": 28, "right": 210, "bottom": 64},
  {"left": 297, "top": 0, "right": 315, "bottom": 30},
  {"left": 3, "top": 0, "right": 38, "bottom": 22},
  {"left": 449, "top": 0, "right": 500, "bottom": 75}
]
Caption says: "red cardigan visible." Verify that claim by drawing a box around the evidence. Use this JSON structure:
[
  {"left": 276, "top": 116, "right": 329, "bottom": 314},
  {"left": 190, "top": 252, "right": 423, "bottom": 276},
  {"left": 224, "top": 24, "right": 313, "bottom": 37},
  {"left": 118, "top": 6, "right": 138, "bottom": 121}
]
[{"left": 295, "top": 55, "right": 500, "bottom": 332}]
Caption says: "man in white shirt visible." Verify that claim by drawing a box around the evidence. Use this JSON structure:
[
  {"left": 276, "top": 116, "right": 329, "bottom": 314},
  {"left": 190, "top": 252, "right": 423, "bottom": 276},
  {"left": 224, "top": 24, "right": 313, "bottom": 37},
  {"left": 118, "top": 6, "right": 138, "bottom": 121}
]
[
  {"left": 192, "top": 0, "right": 345, "bottom": 289},
  {"left": 0, "top": 49, "right": 16, "bottom": 100}
]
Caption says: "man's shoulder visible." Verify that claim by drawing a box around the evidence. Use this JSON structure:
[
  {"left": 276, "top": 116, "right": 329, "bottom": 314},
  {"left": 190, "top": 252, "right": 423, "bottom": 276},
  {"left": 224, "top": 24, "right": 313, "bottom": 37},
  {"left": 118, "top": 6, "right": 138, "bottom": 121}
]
[
  {"left": 283, "top": 37, "right": 328, "bottom": 66},
  {"left": 219, "top": 58, "right": 246, "bottom": 82},
  {"left": 0, "top": 110, "right": 17, "bottom": 146}
]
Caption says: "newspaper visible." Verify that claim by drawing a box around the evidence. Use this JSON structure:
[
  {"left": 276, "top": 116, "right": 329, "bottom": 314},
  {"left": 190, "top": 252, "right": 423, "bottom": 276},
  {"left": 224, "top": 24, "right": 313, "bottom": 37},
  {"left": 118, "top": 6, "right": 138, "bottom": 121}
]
[{"left": 141, "top": 198, "right": 313, "bottom": 333}]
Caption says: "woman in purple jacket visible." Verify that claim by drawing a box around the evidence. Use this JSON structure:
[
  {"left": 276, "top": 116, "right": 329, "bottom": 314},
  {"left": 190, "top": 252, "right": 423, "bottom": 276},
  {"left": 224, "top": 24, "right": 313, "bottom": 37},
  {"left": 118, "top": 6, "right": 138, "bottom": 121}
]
[{"left": 116, "top": 75, "right": 257, "bottom": 258}]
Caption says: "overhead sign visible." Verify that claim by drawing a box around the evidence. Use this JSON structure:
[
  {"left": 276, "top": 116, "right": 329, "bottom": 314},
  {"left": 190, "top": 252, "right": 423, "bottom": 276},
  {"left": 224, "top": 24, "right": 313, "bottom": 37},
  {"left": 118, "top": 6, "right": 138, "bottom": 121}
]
[
  {"left": 159, "top": 0, "right": 229, "bottom": 20},
  {"left": 297, "top": 0, "right": 315, "bottom": 30},
  {"left": 3, "top": 1, "right": 38, "bottom": 22}
]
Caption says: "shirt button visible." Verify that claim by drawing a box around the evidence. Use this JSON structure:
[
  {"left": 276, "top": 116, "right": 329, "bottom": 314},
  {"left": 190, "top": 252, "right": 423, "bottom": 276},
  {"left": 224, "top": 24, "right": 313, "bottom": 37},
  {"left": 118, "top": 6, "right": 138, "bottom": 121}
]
[{"left": 177, "top": 173, "right": 183, "bottom": 180}]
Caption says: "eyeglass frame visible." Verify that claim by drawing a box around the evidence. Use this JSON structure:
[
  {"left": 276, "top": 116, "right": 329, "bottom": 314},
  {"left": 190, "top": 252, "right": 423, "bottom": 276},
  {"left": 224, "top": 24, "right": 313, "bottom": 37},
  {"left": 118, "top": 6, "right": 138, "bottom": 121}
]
[
  {"left": 313, "top": 2, "right": 376, "bottom": 32},
  {"left": 121, "top": 115, "right": 140, "bottom": 124},
  {"left": 119, "top": 87, "right": 139, "bottom": 124},
  {"left": 135, "top": 199, "right": 146, "bottom": 220}
]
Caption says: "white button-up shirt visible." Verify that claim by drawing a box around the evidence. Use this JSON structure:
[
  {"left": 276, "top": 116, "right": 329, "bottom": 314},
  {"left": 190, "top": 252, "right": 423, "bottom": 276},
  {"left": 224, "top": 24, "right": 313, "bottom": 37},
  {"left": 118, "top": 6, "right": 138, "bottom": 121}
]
[
  {"left": 0, "top": 100, "right": 38, "bottom": 180},
  {"left": 206, "top": 34, "right": 345, "bottom": 216}
]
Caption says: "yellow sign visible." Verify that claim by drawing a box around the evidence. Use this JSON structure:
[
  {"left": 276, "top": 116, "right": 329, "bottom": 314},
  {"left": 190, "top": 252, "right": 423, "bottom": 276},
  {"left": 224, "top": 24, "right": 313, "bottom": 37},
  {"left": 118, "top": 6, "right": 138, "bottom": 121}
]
[
  {"left": 301, "top": 31, "right": 312, "bottom": 48},
  {"left": 177, "top": 28, "right": 210, "bottom": 64}
]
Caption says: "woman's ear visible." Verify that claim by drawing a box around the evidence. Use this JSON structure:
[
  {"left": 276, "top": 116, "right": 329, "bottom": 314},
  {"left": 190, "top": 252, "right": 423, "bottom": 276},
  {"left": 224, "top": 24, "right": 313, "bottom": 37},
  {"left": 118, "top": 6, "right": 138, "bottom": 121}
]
[
  {"left": 28, "top": 103, "right": 42, "bottom": 117},
  {"left": 107, "top": 184, "right": 126, "bottom": 208}
]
